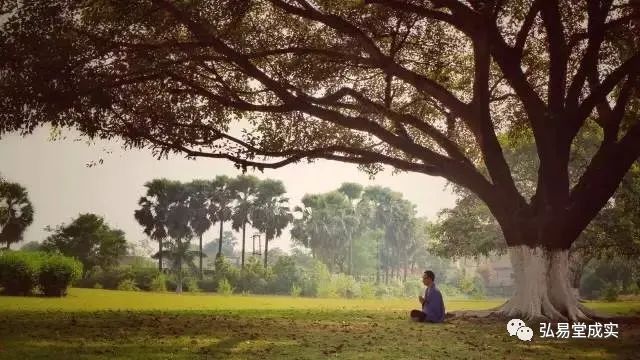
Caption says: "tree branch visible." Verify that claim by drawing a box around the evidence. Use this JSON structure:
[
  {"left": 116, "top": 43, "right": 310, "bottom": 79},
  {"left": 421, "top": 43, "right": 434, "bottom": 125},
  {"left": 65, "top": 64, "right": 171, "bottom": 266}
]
[
  {"left": 514, "top": 0, "right": 540, "bottom": 56},
  {"left": 267, "top": 0, "right": 473, "bottom": 120},
  {"left": 572, "top": 53, "right": 640, "bottom": 135},
  {"left": 567, "top": 119, "right": 640, "bottom": 242},
  {"left": 540, "top": 0, "right": 569, "bottom": 115}
]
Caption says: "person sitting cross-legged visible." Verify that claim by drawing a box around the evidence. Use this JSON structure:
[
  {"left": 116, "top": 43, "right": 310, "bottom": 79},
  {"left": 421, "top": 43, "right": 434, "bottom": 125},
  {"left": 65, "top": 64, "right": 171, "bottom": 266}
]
[{"left": 410, "top": 270, "right": 445, "bottom": 323}]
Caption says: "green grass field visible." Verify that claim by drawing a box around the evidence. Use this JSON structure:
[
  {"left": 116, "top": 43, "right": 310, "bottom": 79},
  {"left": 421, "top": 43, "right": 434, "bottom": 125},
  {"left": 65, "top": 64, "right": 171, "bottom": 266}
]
[{"left": 0, "top": 288, "right": 639, "bottom": 359}]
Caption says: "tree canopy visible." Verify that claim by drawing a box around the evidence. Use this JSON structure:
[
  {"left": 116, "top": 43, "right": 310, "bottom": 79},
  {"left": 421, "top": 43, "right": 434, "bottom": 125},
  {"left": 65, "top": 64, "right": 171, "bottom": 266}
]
[
  {"left": 42, "top": 213, "right": 128, "bottom": 272},
  {"left": 2, "top": 0, "right": 639, "bottom": 320},
  {"left": 2, "top": 0, "right": 638, "bottom": 251},
  {"left": 291, "top": 183, "right": 427, "bottom": 282}
]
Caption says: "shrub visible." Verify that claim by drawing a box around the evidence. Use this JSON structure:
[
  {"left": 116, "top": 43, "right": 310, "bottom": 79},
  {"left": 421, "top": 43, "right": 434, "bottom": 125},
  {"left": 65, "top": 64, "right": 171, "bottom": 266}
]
[
  {"left": 131, "top": 266, "right": 161, "bottom": 291},
  {"left": 306, "top": 260, "right": 331, "bottom": 297},
  {"left": 438, "top": 284, "right": 463, "bottom": 298},
  {"left": 185, "top": 277, "right": 201, "bottom": 293},
  {"left": 117, "top": 278, "right": 140, "bottom": 291},
  {"left": 213, "top": 255, "right": 240, "bottom": 286},
  {"left": 217, "top": 277, "right": 234, "bottom": 295},
  {"left": 150, "top": 274, "right": 167, "bottom": 292},
  {"left": 374, "top": 284, "right": 390, "bottom": 299},
  {"left": 317, "top": 280, "right": 336, "bottom": 298},
  {"left": 331, "top": 273, "right": 360, "bottom": 298},
  {"left": 74, "top": 266, "right": 102, "bottom": 288},
  {"left": 38, "top": 254, "right": 82, "bottom": 297},
  {"left": 197, "top": 278, "right": 218, "bottom": 292},
  {"left": 386, "top": 279, "right": 405, "bottom": 298},
  {"left": 236, "top": 257, "right": 268, "bottom": 294},
  {"left": 0, "top": 251, "right": 45, "bottom": 295},
  {"left": 269, "top": 256, "right": 303, "bottom": 294},
  {"left": 602, "top": 283, "right": 619, "bottom": 302},
  {"left": 359, "top": 282, "right": 376, "bottom": 299},
  {"left": 403, "top": 279, "right": 425, "bottom": 298},
  {"left": 290, "top": 284, "right": 302, "bottom": 297},
  {"left": 580, "top": 272, "right": 605, "bottom": 299},
  {"left": 79, "top": 266, "right": 133, "bottom": 290},
  {"left": 457, "top": 274, "right": 486, "bottom": 299}
]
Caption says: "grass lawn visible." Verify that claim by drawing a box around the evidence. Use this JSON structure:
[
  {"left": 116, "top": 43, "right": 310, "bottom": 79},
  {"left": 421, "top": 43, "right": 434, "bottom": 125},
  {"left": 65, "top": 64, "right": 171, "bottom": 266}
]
[{"left": 0, "top": 288, "right": 638, "bottom": 359}]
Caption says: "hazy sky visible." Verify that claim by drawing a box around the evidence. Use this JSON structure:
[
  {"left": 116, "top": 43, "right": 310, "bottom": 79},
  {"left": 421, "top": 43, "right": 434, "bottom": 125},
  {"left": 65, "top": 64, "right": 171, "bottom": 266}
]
[{"left": 0, "top": 126, "right": 457, "bottom": 253}]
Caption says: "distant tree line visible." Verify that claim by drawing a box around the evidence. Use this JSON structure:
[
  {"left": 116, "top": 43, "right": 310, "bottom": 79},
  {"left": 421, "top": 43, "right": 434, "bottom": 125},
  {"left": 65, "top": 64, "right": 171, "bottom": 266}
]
[
  {"left": 134, "top": 175, "right": 292, "bottom": 291},
  {"left": 291, "top": 183, "right": 432, "bottom": 284}
]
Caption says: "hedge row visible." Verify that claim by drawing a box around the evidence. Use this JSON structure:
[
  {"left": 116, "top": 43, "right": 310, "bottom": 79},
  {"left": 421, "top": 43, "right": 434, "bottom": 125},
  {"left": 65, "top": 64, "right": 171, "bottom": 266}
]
[{"left": 0, "top": 251, "right": 83, "bottom": 297}]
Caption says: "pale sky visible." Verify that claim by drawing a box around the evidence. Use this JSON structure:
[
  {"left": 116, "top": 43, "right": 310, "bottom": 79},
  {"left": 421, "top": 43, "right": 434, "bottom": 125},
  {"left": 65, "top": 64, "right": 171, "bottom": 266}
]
[{"left": 0, "top": 126, "right": 456, "bottom": 253}]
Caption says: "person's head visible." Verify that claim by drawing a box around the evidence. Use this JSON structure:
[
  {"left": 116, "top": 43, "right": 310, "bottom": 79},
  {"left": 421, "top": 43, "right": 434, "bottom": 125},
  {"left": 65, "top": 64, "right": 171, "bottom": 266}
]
[{"left": 422, "top": 270, "right": 435, "bottom": 287}]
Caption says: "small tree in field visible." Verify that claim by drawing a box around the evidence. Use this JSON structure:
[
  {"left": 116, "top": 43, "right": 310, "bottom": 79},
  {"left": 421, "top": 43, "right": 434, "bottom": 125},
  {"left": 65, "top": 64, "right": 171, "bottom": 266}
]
[
  {"left": 42, "top": 213, "right": 128, "bottom": 273},
  {"left": 0, "top": 180, "right": 34, "bottom": 250},
  {"left": 1, "top": 1, "right": 639, "bottom": 320}
]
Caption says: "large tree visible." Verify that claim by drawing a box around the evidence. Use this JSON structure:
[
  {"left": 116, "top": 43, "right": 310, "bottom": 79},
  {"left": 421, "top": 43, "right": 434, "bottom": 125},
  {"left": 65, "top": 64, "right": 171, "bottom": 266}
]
[
  {"left": 432, "top": 124, "right": 640, "bottom": 296},
  {"left": 0, "top": 180, "right": 34, "bottom": 250},
  {"left": 2, "top": 0, "right": 639, "bottom": 320},
  {"left": 42, "top": 213, "right": 128, "bottom": 272}
]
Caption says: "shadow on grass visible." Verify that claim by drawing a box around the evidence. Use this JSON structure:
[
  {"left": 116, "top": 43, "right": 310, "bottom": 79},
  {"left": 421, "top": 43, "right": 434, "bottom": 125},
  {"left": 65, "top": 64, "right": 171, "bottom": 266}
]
[{"left": 0, "top": 310, "right": 638, "bottom": 359}]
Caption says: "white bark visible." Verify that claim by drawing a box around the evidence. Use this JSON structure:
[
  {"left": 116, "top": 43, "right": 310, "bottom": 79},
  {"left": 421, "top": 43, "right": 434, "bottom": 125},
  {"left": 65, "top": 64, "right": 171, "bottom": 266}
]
[{"left": 498, "top": 245, "right": 591, "bottom": 321}]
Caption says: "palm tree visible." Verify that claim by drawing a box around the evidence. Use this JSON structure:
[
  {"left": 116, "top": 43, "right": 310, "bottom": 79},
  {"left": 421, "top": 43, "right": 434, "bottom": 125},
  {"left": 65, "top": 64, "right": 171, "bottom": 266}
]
[
  {"left": 210, "top": 175, "right": 235, "bottom": 258},
  {"left": 291, "top": 192, "right": 353, "bottom": 271},
  {"left": 186, "top": 180, "right": 213, "bottom": 278},
  {"left": 164, "top": 182, "right": 195, "bottom": 293},
  {"left": 229, "top": 175, "right": 260, "bottom": 269},
  {"left": 361, "top": 186, "right": 396, "bottom": 283},
  {"left": 134, "top": 179, "right": 176, "bottom": 271},
  {"left": 253, "top": 179, "right": 292, "bottom": 268},
  {"left": 338, "top": 183, "right": 363, "bottom": 275},
  {"left": 0, "top": 181, "right": 34, "bottom": 250},
  {"left": 334, "top": 205, "right": 360, "bottom": 275}
]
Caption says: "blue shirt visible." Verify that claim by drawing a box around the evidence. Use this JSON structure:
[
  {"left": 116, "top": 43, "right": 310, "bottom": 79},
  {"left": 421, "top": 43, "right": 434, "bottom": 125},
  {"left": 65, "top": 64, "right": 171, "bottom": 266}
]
[{"left": 422, "top": 284, "right": 445, "bottom": 323}]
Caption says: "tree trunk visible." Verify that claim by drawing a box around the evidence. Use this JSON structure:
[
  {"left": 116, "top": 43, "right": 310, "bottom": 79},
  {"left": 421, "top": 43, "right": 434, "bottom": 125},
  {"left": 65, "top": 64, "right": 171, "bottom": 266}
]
[
  {"left": 176, "top": 243, "right": 183, "bottom": 294},
  {"left": 348, "top": 233, "right": 353, "bottom": 276},
  {"left": 497, "top": 245, "right": 593, "bottom": 321},
  {"left": 376, "top": 236, "right": 380, "bottom": 284},
  {"left": 217, "top": 221, "right": 223, "bottom": 257},
  {"left": 241, "top": 222, "right": 246, "bottom": 269},
  {"left": 199, "top": 233, "right": 203, "bottom": 279},
  {"left": 158, "top": 238, "right": 163, "bottom": 271},
  {"left": 263, "top": 236, "right": 269, "bottom": 268},
  {"left": 403, "top": 248, "right": 407, "bottom": 282}
]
